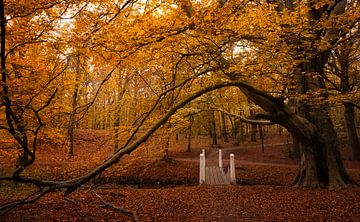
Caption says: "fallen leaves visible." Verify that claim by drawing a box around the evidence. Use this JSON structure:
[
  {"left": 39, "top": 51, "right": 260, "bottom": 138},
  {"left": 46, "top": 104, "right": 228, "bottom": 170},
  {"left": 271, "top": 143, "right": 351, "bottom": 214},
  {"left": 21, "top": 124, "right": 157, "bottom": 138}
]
[{"left": 1, "top": 130, "right": 360, "bottom": 221}]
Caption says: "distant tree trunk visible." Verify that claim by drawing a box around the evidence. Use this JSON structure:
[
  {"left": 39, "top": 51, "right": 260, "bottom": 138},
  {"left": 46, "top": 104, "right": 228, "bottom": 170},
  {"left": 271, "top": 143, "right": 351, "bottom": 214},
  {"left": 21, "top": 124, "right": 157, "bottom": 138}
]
[
  {"left": 210, "top": 111, "right": 217, "bottom": 145},
  {"left": 113, "top": 75, "right": 130, "bottom": 153},
  {"left": 232, "top": 118, "right": 239, "bottom": 139},
  {"left": 259, "top": 125, "right": 264, "bottom": 153},
  {"left": 113, "top": 113, "right": 120, "bottom": 152},
  {"left": 240, "top": 119, "right": 245, "bottom": 137},
  {"left": 221, "top": 112, "right": 229, "bottom": 142},
  {"left": 68, "top": 56, "right": 81, "bottom": 158},
  {"left": 343, "top": 102, "right": 360, "bottom": 160},
  {"left": 162, "top": 133, "right": 171, "bottom": 161},
  {"left": 250, "top": 123, "right": 257, "bottom": 142},
  {"left": 187, "top": 115, "right": 194, "bottom": 152},
  {"left": 335, "top": 40, "right": 360, "bottom": 160},
  {"left": 249, "top": 109, "right": 257, "bottom": 142}
]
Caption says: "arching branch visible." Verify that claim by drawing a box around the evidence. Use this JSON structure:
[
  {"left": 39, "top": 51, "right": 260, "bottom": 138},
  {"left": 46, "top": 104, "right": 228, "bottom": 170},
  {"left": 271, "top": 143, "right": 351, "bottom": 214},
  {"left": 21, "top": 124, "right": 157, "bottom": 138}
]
[
  {"left": 2, "top": 79, "right": 287, "bottom": 214},
  {"left": 211, "top": 106, "right": 273, "bottom": 125}
]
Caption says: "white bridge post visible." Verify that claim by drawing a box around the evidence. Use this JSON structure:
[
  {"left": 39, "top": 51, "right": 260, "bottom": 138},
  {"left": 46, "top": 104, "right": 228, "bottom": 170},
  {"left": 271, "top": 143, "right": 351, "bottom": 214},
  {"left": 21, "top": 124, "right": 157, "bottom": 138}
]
[
  {"left": 229, "top": 153, "right": 236, "bottom": 184},
  {"left": 199, "top": 153, "right": 205, "bottom": 184},
  {"left": 218, "top": 149, "right": 223, "bottom": 168}
]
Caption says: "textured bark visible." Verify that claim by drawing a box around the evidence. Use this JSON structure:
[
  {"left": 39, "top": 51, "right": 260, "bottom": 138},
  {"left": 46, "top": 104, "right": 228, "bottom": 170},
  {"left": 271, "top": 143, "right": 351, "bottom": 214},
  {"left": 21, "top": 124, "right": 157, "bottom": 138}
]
[
  {"left": 344, "top": 102, "right": 360, "bottom": 160},
  {"left": 238, "top": 79, "right": 356, "bottom": 188}
]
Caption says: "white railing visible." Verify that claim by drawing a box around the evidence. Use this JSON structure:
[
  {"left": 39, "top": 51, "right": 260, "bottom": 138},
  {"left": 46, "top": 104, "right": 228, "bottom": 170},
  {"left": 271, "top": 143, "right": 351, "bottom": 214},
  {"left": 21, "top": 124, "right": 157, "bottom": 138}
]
[
  {"left": 199, "top": 149, "right": 236, "bottom": 185},
  {"left": 229, "top": 153, "right": 236, "bottom": 184},
  {"left": 218, "top": 149, "right": 223, "bottom": 168},
  {"left": 199, "top": 152, "right": 205, "bottom": 184}
]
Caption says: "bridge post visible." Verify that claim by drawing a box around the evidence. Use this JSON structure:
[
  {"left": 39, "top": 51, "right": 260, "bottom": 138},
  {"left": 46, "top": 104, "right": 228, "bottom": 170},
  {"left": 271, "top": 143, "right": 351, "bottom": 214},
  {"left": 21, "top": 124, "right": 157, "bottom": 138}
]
[
  {"left": 230, "top": 154, "right": 236, "bottom": 184},
  {"left": 218, "top": 149, "right": 223, "bottom": 168},
  {"left": 199, "top": 153, "right": 205, "bottom": 184}
]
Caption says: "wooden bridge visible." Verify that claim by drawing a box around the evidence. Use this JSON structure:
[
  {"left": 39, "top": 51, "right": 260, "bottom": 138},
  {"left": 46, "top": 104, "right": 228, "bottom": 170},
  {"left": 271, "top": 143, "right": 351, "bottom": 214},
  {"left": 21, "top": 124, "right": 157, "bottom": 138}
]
[{"left": 199, "top": 149, "right": 236, "bottom": 185}]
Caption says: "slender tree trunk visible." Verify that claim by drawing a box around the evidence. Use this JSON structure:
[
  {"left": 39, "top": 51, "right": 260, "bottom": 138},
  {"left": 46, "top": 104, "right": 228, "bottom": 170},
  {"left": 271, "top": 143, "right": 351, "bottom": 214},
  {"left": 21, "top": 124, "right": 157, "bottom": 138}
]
[
  {"left": 68, "top": 56, "right": 81, "bottom": 158},
  {"left": 249, "top": 109, "right": 257, "bottom": 142},
  {"left": 250, "top": 123, "right": 257, "bottom": 142},
  {"left": 232, "top": 118, "right": 239, "bottom": 139},
  {"left": 210, "top": 111, "right": 217, "bottom": 145},
  {"left": 187, "top": 115, "right": 194, "bottom": 152},
  {"left": 343, "top": 102, "right": 360, "bottom": 160},
  {"left": 221, "top": 112, "right": 229, "bottom": 142},
  {"left": 113, "top": 75, "right": 130, "bottom": 153},
  {"left": 259, "top": 125, "right": 264, "bottom": 153},
  {"left": 162, "top": 127, "right": 171, "bottom": 161}
]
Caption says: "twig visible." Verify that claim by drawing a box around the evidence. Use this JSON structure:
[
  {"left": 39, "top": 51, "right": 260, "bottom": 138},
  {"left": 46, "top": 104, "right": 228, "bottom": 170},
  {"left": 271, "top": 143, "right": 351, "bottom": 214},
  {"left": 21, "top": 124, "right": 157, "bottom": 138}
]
[{"left": 92, "top": 190, "right": 139, "bottom": 222}]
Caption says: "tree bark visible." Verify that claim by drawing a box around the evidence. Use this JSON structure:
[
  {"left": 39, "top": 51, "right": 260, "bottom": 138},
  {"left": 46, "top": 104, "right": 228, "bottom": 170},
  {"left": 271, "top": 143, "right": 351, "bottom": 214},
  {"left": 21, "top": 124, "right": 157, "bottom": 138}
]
[
  {"left": 221, "top": 112, "right": 229, "bottom": 142},
  {"left": 187, "top": 115, "right": 194, "bottom": 152},
  {"left": 68, "top": 55, "right": 81, "bottom": 158},
  {"left": 344, "top": 102, "right": 360, "bottom": 160},
  {"left": 237, "top": 78, "right": 356, "bottom": 188},
  {"left": 249, "top": 109, "right": 257, "bottom": 142},
  {"left": 259, "top": 125, "right": 264, "bottom": 153},
  {"left": 210, "top": 111, "right": 217, "bottom": 145}
]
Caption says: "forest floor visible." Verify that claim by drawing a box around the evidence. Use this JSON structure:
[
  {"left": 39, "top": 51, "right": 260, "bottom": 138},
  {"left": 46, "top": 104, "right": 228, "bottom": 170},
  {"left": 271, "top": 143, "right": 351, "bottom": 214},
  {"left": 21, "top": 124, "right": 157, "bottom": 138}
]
[{"left": 1, "top": 129, "right": 360, "bottom": 221}]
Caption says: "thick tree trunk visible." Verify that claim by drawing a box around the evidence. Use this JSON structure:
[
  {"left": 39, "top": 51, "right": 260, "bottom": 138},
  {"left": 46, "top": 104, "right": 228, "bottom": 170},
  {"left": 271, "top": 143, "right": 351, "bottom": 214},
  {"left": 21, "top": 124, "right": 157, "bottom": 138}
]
[
  {"left": 291, "top": 137, "right": 301, "bottom": 159},
  {"left": 344, "top": 102, "right": 360, "bottom": 160},
  {"left": 269, "top": 106, "right": 354, "bottom": 188},
  {"left": 237, "top": 79, "right": 356, "bottom": 188}
]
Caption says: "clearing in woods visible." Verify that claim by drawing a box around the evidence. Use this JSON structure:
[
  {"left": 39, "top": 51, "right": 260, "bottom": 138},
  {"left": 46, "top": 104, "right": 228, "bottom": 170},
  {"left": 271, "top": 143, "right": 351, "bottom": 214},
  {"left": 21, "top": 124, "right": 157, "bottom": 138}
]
[{"left": 1, "top": 129, "right": 360, "bottom": 221}]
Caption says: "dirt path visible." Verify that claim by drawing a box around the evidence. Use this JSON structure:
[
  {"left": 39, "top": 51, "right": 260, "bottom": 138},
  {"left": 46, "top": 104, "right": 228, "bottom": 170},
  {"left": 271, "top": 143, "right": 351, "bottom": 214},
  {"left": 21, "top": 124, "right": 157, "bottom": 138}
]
[
  {"left": 177, "top": 143, "right": 293, "bottom": 160},
  {"left": 175, "top": 144, "right": 360, "bottom": 171}
]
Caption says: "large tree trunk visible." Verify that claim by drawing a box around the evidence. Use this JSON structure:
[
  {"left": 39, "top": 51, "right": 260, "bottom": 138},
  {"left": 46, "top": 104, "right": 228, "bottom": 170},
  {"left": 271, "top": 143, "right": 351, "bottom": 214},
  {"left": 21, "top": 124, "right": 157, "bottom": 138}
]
[
  {"left": 238, "top": 79, "right": 356, "bottom": 188},
  {"left": 344, "top": 102, "right": 360, "bottom": 160}
]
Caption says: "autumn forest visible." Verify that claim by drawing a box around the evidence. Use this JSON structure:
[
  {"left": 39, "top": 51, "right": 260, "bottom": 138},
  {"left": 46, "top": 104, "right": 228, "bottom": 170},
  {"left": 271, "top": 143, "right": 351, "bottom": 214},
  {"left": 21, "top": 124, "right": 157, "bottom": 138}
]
[{"left": 0, "top": 0, "right": 360, "bottom": 221}]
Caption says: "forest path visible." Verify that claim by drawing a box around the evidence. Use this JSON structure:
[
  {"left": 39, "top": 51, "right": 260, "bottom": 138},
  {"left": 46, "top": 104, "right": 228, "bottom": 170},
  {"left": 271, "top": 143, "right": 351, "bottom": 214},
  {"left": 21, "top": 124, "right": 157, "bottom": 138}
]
[{"left": 175, "top": 142, "right": 298, "bottom": 168}]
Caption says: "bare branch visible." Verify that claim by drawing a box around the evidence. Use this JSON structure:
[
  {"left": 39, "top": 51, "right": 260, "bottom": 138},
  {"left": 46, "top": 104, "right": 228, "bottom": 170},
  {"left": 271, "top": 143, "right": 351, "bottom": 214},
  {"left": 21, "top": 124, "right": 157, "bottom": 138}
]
[
  {"left": 92, "top": 191, "right": 139, "bottom": 222},
  {"left": 211, "top": 106, "right": 273, "bottom": 125}
]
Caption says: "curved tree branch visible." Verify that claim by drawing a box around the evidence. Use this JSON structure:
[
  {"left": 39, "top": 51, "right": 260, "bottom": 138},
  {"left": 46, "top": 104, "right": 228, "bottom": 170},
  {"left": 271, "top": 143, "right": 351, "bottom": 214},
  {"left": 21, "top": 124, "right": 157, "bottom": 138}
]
[
  {"left": 211, "top": 106, "right": 273, "bottom": 125},
  {"left": 2, "top": 80, "right": 281, "bottom": 214}
]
